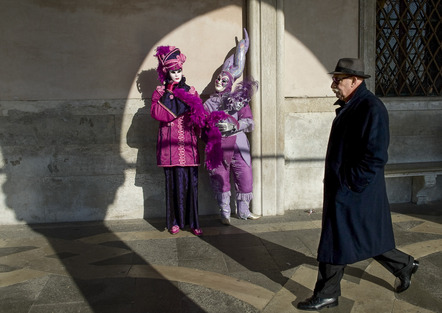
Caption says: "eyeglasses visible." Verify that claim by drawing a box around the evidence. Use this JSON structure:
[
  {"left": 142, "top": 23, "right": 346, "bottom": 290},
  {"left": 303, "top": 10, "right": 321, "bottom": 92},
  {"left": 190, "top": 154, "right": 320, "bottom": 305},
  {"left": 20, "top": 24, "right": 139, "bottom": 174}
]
[{"left": 332, "top": 76, "right": 352, "bottom": 84}]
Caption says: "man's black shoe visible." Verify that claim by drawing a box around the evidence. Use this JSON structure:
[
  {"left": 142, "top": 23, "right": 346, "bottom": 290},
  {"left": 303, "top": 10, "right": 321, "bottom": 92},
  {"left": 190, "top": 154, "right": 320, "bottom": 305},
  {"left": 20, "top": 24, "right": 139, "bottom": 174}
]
[
  {"left": 395, "top": 260, "right": 419, "bottom": 293},
  {"left": 297, "top": 295, "right": 338, "bottom": 311}
]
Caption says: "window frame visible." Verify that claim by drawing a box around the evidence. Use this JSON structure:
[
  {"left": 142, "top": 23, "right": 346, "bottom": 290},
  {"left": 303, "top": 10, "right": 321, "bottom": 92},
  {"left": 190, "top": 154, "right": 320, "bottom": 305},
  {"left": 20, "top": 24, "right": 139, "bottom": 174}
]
[{"left": 360, "top": 0, "right": 442, "bottom": 98}]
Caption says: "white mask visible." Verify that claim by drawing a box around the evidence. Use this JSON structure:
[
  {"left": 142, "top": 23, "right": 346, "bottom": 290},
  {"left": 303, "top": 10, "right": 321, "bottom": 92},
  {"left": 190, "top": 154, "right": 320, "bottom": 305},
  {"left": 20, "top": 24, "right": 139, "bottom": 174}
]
[{"left": 169, "top": 69, "right": 183, "bottom": 83}]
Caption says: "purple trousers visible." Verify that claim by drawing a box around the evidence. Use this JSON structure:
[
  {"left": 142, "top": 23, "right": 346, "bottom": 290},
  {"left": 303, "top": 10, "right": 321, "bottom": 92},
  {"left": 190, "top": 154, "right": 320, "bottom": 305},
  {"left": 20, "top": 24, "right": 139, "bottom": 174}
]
[
  {"left": 164, "top": 166, "right": 200, "bottom": 230},
  {"left": 209, "top": 144, "right": 253, "bottom": 194},
  {"left": 209, "top": 143, "right": 253, "bottom": 219}
]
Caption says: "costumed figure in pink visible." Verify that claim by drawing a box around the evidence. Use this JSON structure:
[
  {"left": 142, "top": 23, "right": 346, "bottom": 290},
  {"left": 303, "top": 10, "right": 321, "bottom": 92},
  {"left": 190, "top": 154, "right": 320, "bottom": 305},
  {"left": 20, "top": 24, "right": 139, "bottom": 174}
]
[
  {"left": 204, "top": 29, "right": 260, "bottom": 225},
  {"left": 151, "top": 46, "right": 208, "bottom": 236}
]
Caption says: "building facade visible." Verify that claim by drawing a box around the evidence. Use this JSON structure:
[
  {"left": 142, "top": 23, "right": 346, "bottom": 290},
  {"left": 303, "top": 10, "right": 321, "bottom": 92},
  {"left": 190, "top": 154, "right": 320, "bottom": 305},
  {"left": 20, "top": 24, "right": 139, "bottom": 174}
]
[{"left": 0, "top": 0, "right": 441, "bottom": 224}]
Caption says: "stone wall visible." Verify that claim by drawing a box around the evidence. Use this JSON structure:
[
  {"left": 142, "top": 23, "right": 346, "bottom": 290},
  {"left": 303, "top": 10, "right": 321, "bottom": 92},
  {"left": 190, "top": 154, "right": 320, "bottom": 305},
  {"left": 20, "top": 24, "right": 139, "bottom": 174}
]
[
  {"left": 385, "top": 98, "right": 442, "bottom": 204},
  {"left": 282, "top": 97, "right": 442, "bottom": 211},
  {"left": 0, "top": 0, "right": 243, "bottom": 224}
]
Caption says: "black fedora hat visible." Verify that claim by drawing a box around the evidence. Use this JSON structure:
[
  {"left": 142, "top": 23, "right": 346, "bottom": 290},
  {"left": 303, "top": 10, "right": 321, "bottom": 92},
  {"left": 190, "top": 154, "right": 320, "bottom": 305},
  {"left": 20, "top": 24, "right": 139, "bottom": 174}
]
[{"left": 329, "top": 58, "right": 371, "bottom": 78}]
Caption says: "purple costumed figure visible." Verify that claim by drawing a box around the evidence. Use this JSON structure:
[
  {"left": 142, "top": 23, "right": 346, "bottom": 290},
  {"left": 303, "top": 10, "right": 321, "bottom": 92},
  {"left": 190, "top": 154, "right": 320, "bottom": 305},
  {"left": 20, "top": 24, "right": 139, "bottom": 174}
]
[{"left": 204, "top": 29, "right": 260, "bottom": 225}]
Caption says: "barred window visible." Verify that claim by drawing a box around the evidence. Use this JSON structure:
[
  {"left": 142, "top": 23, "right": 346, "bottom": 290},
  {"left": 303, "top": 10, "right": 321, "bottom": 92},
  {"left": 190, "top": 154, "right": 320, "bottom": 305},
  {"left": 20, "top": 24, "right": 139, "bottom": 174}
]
[{"left": 376, "top": 0, "right": 441, "bottom": 96}]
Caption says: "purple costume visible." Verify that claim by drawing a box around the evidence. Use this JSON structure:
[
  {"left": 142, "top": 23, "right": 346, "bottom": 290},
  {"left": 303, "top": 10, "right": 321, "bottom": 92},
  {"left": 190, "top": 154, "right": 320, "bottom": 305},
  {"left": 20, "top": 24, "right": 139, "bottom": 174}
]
[
  {"left": 204, "top": 94, "right": 255, "bottom": 219},
  {"left": 204, "top": 29, "right": 259, "bottom": 221}
]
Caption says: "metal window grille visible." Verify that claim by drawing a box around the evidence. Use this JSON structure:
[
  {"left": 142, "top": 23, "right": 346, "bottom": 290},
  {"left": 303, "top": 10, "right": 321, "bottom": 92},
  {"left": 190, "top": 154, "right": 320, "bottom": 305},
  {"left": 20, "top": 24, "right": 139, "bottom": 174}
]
[{"left": 376, "top": 0, "right": 442, "bottom": 96}]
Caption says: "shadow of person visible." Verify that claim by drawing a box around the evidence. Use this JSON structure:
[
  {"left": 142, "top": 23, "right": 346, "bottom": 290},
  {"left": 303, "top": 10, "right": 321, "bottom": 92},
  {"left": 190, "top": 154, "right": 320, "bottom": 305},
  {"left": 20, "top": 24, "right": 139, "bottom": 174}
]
[
  {"left": 136, "top": 69, "right": 159, "bottom": 101},
  {"left": 128, "top": 69, "right": 166, "bottom": 220}
]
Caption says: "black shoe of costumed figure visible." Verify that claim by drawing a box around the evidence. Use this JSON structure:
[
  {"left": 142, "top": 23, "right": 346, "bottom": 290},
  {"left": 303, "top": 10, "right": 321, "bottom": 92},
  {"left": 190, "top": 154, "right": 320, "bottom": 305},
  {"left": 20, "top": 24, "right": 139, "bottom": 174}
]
[
  {"left": 297, "top": 295, "right": 339, "bottom": 311},
  {"left": 395, "top": 260, "right": 419, "bottom": 293}
]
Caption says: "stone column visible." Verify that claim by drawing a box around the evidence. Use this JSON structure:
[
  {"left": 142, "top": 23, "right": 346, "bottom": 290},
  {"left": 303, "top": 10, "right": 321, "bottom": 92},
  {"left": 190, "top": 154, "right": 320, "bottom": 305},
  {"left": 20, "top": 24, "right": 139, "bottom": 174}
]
[
  {"left": 247, "top": 0, "right": 285, "bottom": 216},
  {"left": 359, "top": 0, "right": 376, "bottom": 92}
]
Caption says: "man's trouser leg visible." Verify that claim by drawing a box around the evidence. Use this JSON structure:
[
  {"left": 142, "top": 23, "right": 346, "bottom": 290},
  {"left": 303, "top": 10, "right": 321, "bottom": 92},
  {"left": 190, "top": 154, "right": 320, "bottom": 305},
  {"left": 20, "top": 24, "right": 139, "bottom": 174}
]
[
  {"left": 374, "top": 248, "right": 414, "bottom": 277},
  {"left": 314, "top": 263, "right": 346, "bottom": 298}
]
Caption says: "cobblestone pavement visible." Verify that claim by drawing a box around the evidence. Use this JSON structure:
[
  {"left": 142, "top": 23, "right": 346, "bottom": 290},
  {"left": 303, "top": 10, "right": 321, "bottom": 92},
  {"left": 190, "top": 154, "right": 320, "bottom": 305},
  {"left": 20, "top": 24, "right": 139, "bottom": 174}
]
[{"left": 1, "top": 201, "right": 441, "bottom": 313}]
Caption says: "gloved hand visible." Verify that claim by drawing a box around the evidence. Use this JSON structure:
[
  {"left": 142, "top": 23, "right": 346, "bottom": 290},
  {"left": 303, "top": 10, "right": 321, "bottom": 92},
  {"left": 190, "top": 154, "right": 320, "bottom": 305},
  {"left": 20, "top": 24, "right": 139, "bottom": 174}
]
[
  {"left": 217, "top": 122, "right": 236, "bottom": 133},
  {"left": 166, "top": 81, "right": 178, "bottom": 91}
]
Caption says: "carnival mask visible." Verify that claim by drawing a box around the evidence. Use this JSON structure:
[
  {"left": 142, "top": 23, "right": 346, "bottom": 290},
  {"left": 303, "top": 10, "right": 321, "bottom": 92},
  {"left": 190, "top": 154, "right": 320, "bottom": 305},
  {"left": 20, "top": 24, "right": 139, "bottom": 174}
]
[
  {"left": 215, "top": 72, "right": 232, "bottom": 93},
  {"left": 169, "top": 69, "right": 183, "bottom": 83}
]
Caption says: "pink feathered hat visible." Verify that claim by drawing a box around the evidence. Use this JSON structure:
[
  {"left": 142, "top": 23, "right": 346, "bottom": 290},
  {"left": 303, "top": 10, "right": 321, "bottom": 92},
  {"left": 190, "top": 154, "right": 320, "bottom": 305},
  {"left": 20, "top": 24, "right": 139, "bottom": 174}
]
[{"left": 154, "top": 46, "right": 186, "bottom": 83}]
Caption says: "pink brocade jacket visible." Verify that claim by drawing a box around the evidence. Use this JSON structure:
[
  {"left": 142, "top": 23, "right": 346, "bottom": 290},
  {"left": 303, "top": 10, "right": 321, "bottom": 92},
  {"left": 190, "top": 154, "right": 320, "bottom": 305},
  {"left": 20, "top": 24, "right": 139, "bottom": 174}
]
[{"left": 151, "top": 85, "right": 200, "bottom": 167}]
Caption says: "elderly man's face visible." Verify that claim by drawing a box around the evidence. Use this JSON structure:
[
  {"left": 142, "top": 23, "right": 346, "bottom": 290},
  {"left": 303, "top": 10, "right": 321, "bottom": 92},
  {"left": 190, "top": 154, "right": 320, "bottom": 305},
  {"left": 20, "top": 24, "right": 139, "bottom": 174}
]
[{"left": 331, "top": 75, "right": 354, "bottom": 101}]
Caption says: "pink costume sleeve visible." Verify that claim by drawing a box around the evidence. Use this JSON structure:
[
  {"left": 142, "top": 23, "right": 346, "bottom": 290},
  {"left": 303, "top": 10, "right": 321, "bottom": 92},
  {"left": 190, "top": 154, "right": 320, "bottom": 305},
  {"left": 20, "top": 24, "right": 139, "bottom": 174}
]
[{"left": 151, "top": 86, "right": 176, "bottom": 122}]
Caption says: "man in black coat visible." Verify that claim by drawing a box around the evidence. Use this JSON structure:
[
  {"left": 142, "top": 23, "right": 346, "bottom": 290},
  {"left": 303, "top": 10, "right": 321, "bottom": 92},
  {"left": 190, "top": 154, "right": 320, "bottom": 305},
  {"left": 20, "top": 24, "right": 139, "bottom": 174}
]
[{"left": 297, "top": 58, "right": 419, "bottom": 311}]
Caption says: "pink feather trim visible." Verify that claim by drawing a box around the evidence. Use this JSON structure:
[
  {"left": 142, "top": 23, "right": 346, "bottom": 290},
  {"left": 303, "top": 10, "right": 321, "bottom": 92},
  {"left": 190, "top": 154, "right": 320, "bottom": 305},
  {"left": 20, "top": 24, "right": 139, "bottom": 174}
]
[
  {"left": 173, "top": 88, "right": 229, "bottom": 170},
  {"left": 204, "top": 111, "right": 229, "bottom": 170}
]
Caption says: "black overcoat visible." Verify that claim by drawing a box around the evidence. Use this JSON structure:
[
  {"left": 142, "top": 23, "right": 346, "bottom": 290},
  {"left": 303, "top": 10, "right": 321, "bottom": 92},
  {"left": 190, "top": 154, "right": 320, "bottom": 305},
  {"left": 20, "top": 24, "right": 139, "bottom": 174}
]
[{"left": 317, "top": 82, "right": 396, "bottom": 265}]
